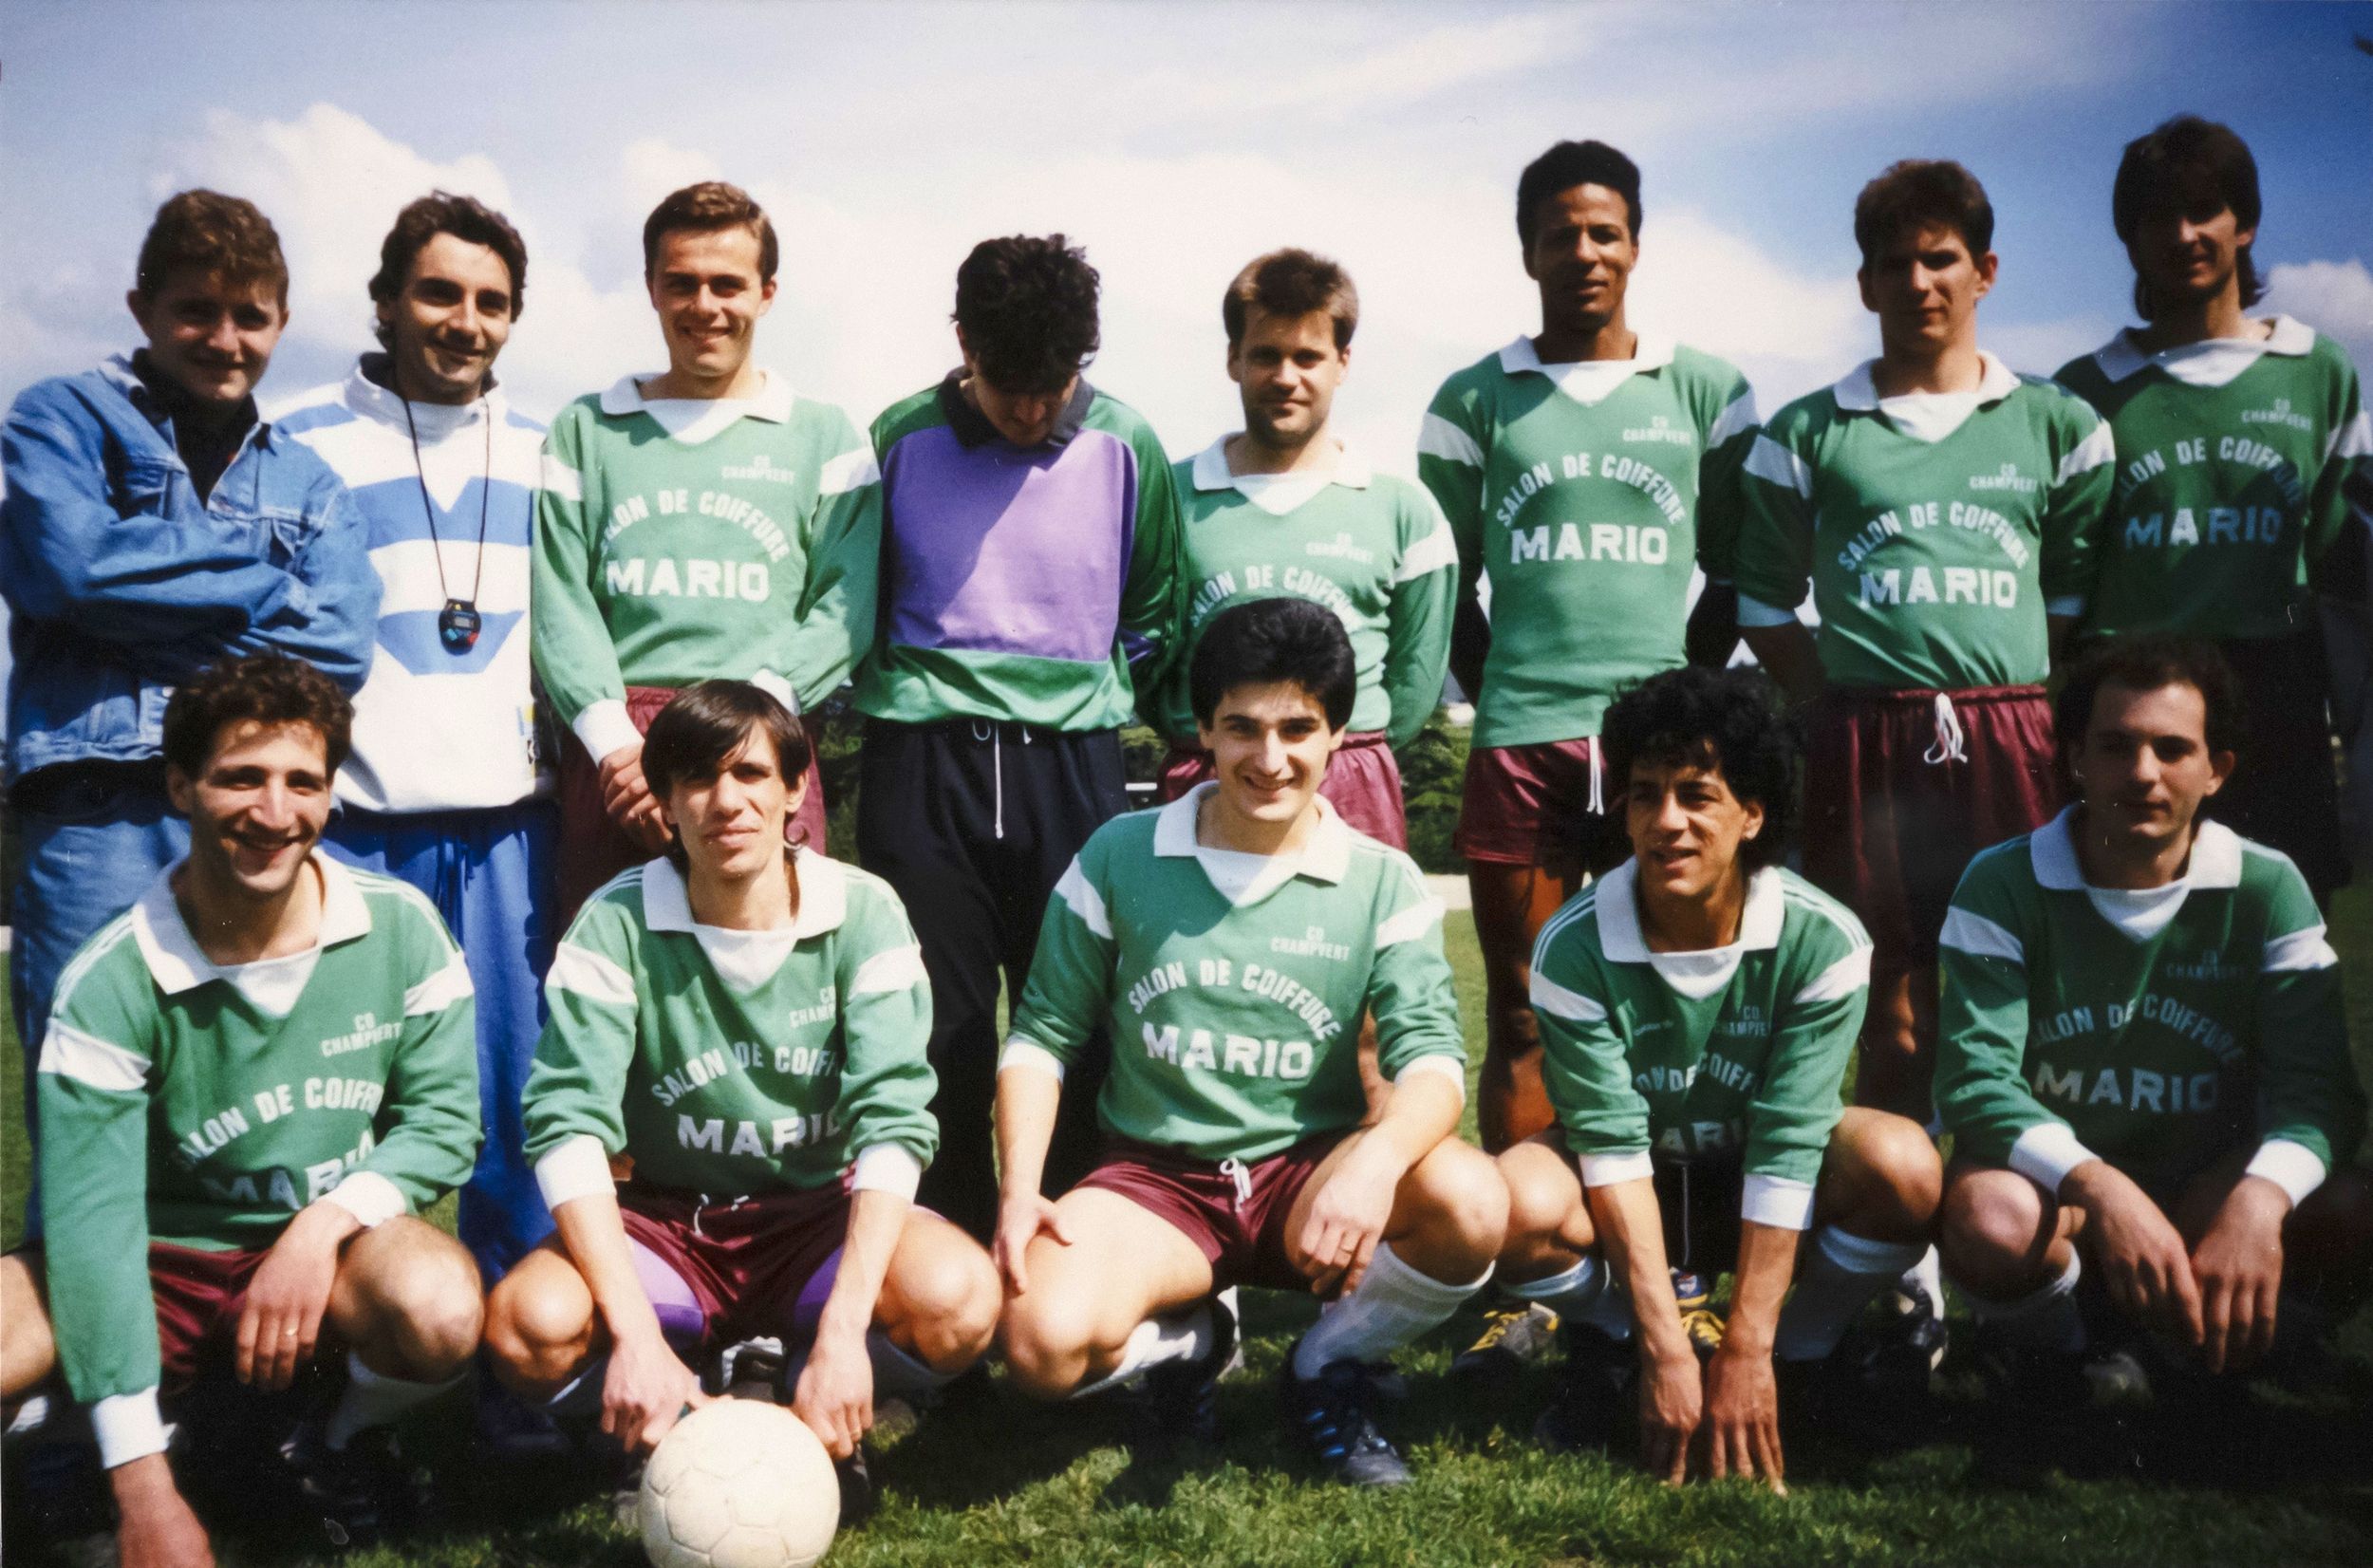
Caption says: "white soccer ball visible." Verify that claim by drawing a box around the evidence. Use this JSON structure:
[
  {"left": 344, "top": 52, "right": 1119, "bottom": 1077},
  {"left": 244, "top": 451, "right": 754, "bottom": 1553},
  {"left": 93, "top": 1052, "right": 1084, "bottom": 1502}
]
[{"left": 639, "top": 1398, "right": 841, "bottom": 1568}]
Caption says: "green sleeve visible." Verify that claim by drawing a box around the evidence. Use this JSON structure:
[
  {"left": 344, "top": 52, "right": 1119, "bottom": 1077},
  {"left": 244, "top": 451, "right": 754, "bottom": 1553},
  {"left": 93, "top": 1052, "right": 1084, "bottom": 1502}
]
[
  {"left": 2041, "top": 394, "right": 2114, "bottom": 613},
  {"left": 1007, "top": 840, "right": 1121, "bottom": 1069},
  {"left": 1119, "top": 420, "right": 1187, "bottom": 689},
  {"left": 1416, "top": 382, "right": 1488, "bottom": 607},
  {"left": 522, "top": 893, "right": 643, "bottom": 1165},
  {"left": 831, "top": 879, "right": 940, "bottom": 1168},
  {"left": 1365, "top": 854, "right": 1465, "bottom": 1077},
  {"left": 1380, "top": 486, "right": 1457, "bottom": 749},
  {"left": 2252, "top": 858, "right": 2366, "bottom": 1170},
  {"left": 1531, "top": 917, "right": 1650, "bottom": 1160},
  {"left": 1733, "top": 416, "right": 1818, "bottom": 614},
  {"left": 353, "top": 893, "right": 481, "bottom": 1210},
  {"left": 1742, "top": 924, "right": 1866, "bottom": 1186},
  {"left": 1693, "top": 368, "right": 1759, "bottom": 583},
  {"left": 2304, "top": 350, "right": 2370, "bottom": 570},
  {"left": 35, "top": 948, "right": 163, "bottom": 1412},
  {"left": 780, "top": 411, "right": 884, "bottom": 710},
  {"left": 1933, "top": 855, "right": 2053, "bottom": 1167},
  {"left": 531, "top": 405, "right": 628, "bottom": 737}
]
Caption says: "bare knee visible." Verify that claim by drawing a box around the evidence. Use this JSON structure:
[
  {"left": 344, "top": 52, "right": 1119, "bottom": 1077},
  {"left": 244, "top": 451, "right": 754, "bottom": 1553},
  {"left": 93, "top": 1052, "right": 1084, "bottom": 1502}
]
[
  {"left": 998, "top": 1290, "right": 1107, "bottom": 1401},
  {"left": 1822, "top": 1110, "right": 1941, "bottom": 1241},
  {"left": 485, "top": 1261, "right": 596, "bottom": 1393},
  {"left": 1940, "top": 1167, "right": 2056, "bottom": 1299},
  {"left": 1, "top": 1258, "right": 56, "bottom": 1400},
  {"left": 1395, "top": 1142, "right": 1509, "bottom": 1279},
  {"left": 886, "top": 1233, "right": 1000, "bottom": 1373},
  {"left": 368, "top": 1239, "right": 483, "bottom": 1378},
  {"left": 1496, "top": 1145, "right": 1587, "bottom": 1280}
]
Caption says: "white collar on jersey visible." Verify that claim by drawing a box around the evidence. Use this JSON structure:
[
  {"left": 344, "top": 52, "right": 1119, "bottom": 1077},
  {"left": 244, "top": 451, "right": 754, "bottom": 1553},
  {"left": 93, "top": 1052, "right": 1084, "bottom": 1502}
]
[
  {"left": 130, "top": 852, "right": 372, "bottom": 996},
  {"left": 1830, "top": 350, "right": 2020, "bottom": 442},
  {"left": 641, "top": 849, "right": 848, "bottom": 940},
  {"left": 2029, "top": 805, "right": 2243, "bottom": 891},
  {"left": 1188, "top": 436, "right": 1372, "bottom": 516},
  {"left": 1155, "top": 781, "right": 1352, "bottom": 903},
  {"left": 2087, "top": 314, "right": 2315, "bottom": 388},
  {"left": 1594, "top": 859, "right": 1786, "bottom": 1000},
  {"left": 600, "top": 367, "right": 794, "bottom": 443},
  {"left": 1497, "top": 332, "right": 1678, "bottom": 405},
  {"left": 328, "top": 357, "right": 507, "bottom": 437}
]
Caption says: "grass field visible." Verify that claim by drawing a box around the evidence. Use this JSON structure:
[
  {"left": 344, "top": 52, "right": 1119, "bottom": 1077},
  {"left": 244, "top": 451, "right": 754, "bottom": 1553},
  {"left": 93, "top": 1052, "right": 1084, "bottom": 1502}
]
[{"left": 7, "top": 904, "right": 2373, "bottom": 1566}]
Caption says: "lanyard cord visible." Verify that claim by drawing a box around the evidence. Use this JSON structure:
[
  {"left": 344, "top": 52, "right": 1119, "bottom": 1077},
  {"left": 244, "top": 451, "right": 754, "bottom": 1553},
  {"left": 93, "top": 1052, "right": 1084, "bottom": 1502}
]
[{"left": 401, "top": 394, "right": 494, "bottom": 607}]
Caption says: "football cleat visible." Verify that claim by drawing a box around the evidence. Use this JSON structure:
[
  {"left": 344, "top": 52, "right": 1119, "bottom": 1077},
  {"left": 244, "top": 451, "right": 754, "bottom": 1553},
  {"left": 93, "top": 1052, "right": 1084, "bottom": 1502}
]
[
  {"left": 1672, "top": 1270, "right": 1726, "bottom": 1359},
  {"left": 282, "top": 1421, "right": 427, "bottom": 1551},
  {"left": 1132, "top": 1292, "right": 1239, "bottom": 1451},
  {"left": 1280, "top": 1340, "right": 1412, "bottom": 1487},
  {"left": 1451, "top": 1302, "right": 1561, "bottom": 1383}
]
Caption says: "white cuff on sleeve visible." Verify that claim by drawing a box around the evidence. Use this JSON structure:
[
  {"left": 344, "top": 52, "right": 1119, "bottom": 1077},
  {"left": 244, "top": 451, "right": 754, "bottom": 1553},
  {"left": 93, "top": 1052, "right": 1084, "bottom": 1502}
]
[
  {"left": 1579, "top": 1150, "right": 1655, "bottom": 1188},
  {"left": 2009, "top": 1121, "right": 2101, "bottom": 1197},
  {"left": 534, "top": 1134, "right": 618, "bottom": 1211},
  {"left": 1392, "top": 1054, "right": 1468, "bottom": 1105},
  {"left": 1740, "top": 1173, "right": 1817, "bottom": 1231},
  {"left": 91, "top": 1389, "right": 168, "bottom": 1469},
  {"left": 850, "top": 1145, "right": 924, "bottom": 1200},
  {"left": 320, "top": 1171, "right": 406, "bottom": 1229},
  {"left": 998, "top": 1037, "right": 1068, "bottom": 1085},
  {"left": 2244, "top": 1139, "right": 2327, "bottom": 1207},
  {"left": 571, "top": 700, "right": 644, "bottom": 764}
]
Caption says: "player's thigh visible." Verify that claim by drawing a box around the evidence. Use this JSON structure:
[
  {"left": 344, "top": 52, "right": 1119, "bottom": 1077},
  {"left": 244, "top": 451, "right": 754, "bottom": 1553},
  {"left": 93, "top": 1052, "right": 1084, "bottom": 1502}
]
[
  {"left": 1, "top": 1253, "right": 57, "bottom": 1395},
  {"left": 1005, "top": 1187, "right": 1214, "bottom": 1352},
  {"left": 328, "top": 1216, "right": 483, "bottom": 1344}
]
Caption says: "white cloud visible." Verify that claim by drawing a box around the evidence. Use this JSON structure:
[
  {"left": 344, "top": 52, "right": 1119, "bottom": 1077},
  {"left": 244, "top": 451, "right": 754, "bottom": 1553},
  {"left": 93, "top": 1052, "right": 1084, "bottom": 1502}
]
[{"left": 2264, "top": 258, "right": 2373, "bottom": 371}]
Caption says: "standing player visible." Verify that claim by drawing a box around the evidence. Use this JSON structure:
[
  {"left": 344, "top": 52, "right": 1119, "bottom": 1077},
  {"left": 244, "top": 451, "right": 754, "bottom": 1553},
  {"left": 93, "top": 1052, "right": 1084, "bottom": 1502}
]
[
  {"left": 535, "top": 181, "right": 883, "bottom": 919},
  {"left": 995, "top": 599, "right": 1504, "bottom": 1486},
  {"left": 274, "top": 193, "right": 558, "bottom": 1284},
  {"left": 1, "top": 655, "right": 484, "bottom": 1559},
  {"left": 483, "top": 682, "right": 999, "bottom": 1478},
  {"left": 1487, "top": 666, "right": 1939, "bottom": 1484},
  {"left": 2057, "top": 117, "right": 2373, "bottom": 906},
  {"left": 1417, "top": 140, "right": 1758, "bottom": 1162},
  {"left": 1152, "top": 248, "right": 1455, "bottom": 849},
  {"left": 3, "top": 191, "right": 376, "bottom": 1133},
  {"left": 1935, "top": 637, "right": 2369, "bottom": 1407},
  {"left": 857, "top": 234, "right": 1186, "bottom": 1239},
  {"left": 1735, "top": 159, "right": 2116, "bottom": 1129}
]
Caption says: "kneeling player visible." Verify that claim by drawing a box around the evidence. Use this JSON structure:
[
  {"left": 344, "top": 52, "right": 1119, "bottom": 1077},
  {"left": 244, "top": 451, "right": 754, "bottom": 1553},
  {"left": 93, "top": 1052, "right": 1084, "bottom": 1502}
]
[
  {"left": 2, "top": 656, "right": 486, "bottom": 1560},
  {"left": 1936, "top": 637, "right": 2370, "bottom": 1404},
  {"left": 483, "top": 681, "right": 999, "bottom": 1478},
  {"left": 1492, "top": 666, "right": 1941, "bottom": 1487},
  {"left": 995, "top": 598, "right": 1506, "bottom": 1486}
]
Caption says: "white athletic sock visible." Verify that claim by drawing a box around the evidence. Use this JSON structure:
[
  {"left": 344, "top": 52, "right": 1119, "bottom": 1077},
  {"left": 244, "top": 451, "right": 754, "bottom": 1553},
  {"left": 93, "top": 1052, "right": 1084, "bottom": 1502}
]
[
  {"left": 326, "top": 1353, "right": 464, "bottom": 1449},
  {"left": 1775, "top": 1228, "right": 1929, "bottom": 1362},
  {"left": 1292, "top": 1244, "right": 1490, "bottom": 1379},
  {"left": 1899, "top": 1244, "right": 1946, "bottom": 1312},
  {"left": 1964, "top": 1248, "right": 2087, "bottom": 1353},
  {"left": 1504, "top": 1254, "right": 1608, "bottom": 1317},
  {"left": 1071, "top": 1304, "right": 1213, "bottom": 1399},
  {"left": 868, "top": 1329, "right": 960, "bottom": 1402}
]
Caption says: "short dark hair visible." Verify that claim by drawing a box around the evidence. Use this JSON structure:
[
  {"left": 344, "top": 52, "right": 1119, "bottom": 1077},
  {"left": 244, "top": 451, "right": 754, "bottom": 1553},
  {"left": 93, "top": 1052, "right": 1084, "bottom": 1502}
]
[
  {"left": 368, "top": 192, "right": 529, "bottom": 346},
  {"left": 1188, "top": 598, "right": 1356, "bottom": 732},
  {"left": 161, "top": 653, "right": 352, "bottom": 778},
  {"left": 643, "top": 181, "right": 777, "bottom": 283},
  {"left": 1516, "top": 140, "right": 1642, "bottom": 249},
  {"left": 1223, "top": 249, "right": 1359, "bottom": 350},
  {"left": 1854, "top": 159, "right": 1994, "bottom": 266},
  {"left": 135, "top": 190, "right": 289, "bottom": 306},
  {"left": 1600, "top": 666, "right": 1800, "bottom": 870},
  {"left": 2054, "top": 634, "right": 2244, "bottom": 762},
  {"left": 2113, "top": 115, "right": 2264, "bottom": 320},
  {"left": 641, "top": 681, "right": 815, "bottom": 859},
  {"left": 953, "top": 234, "right": 1100, "bottom": 394}
]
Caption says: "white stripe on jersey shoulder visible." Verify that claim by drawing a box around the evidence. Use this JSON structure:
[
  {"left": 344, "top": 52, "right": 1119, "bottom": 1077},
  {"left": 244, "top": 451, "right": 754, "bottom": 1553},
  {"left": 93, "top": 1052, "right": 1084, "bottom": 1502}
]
[
  {"left": 850, "top": 943, "right": 929, "bottom": 996},
  {"left": 819, "top": 444, "right": 883, "bottom": 495},
  {"left": 1777, "top": 878, "right": 1870, "bottom": 950},
  {"left": 402, "top": 956, "right": 476, "bottom": 1017},
  {"left": 539, "top": 453, "right": 584, "bottom": 502},
  {"left": 1529, "top": 968, "right": 1608, "bottom": 1023},
  {"left": 1938, "top": 907, "right": 2025, "bottom": 963},
  {"left": 347, "top": 865, "right": 455, "bottom": 954},
  {"left": 548, "top": 941, "right": 637, "bottom": 1007},
  {"left": 1528, "top": 887, "right": 1602, "bottom": 972},
  {"left": 1374, "top": 896, "right": 1445, "bottom": 949},
  {"left": 2263, "top": 924, "right": 2339, "bottom": 974},
  {"left": 2330, "top": 409, "right": 2373, "bottom": 462},
  {"left": 1744, "top": 433, "right": 1813, "bottom": 497},
  {"left": 1417, "top": 412, "right": 1485, "bottom": 467},
  {"left": 1394, "top": 513, "right": 1459, "bottom": 584},
  {"left": 1709, "top": 388, "right": 1759, "bottom": 446},
  {"left": 40, "top": 1018, "right": 151, "bottom": 1092},
  {"left": 1053, "top": 857, "right": 1112, "bottom": 940},
  {"left": 2056, "top": 420, "right": 2118, "bottom": 483},
  {"left": 46, "top": 912, "right": 140, "bottom": 1024},
  {"left": 1791, "top": 945, "right": 1872, "bottom": 1006}
]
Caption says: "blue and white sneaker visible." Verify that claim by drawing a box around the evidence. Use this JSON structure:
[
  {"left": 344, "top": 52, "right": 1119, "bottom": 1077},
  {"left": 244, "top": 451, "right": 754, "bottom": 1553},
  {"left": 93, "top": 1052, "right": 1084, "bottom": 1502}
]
[{"left": 1279, "top": 1339, "right": 1412, "bottom": 1488}]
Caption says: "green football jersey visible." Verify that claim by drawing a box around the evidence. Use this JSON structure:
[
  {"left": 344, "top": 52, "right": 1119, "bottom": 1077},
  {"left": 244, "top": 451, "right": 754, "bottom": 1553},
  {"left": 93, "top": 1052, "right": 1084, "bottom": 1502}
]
[
  {"left": 524, "top": 851, "right": 938, "bottom": 1205},
  {"left": 1529, "top": 860, "right": 1871, "bottom": 1228},
  {"left": 534, "top": 371, "right": 883, "bottom": 762},
  {"left": 1735, "top": 354, "right": 2115, "bottom": 690},
  {"left": 1003, "top": 785, "right": 1466, "bottom": 1162},
  {"left": 1418, "top": 336, "right": 1757, "bottom": 746},
  {"left": 2057, "top": 317, "right": 2373, "bottom": 642},
  {"left": 1150, "top": 439, "right": 1456, "bottom": 748},
  {"left": 36, "top": 856, "right": 478, "bottom": 1465},
  {"left": 1936, "top": 809, "right": 2364, "bottom": 1201}
]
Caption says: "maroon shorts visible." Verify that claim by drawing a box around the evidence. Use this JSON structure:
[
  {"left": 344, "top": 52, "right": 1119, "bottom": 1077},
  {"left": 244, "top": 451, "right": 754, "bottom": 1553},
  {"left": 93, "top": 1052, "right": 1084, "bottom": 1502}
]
[
  {"left": 1803, "top": 683, "right": 2058, "bottom": 972},
  {"left": 16, "top": 1241, "right": 297, "bottom": 1392},
  {"left": 2212, "top": 633, "right": 2346, "bottom": 902},
  {"left": 1454, "top": 737, "right": 1627, "bottom": 873},
  {"left": 1158, "top": 730, "right": 1408, "bottom": 849},
  {"left": 556, "top": 684, "right": 830, "bottom": 923},
  {"left": 618, "top": 1183, "right": 850, "bottom": 1344},
  {"left": 1075, "top": 1133, "right": 1344, "bottom": 1292}
]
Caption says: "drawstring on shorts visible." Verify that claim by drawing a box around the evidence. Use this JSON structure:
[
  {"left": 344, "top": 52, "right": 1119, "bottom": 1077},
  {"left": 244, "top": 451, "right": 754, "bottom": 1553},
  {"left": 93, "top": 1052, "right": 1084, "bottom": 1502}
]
[{"left": 1922, "top": 692, "right": 1969, "bottom": 766}]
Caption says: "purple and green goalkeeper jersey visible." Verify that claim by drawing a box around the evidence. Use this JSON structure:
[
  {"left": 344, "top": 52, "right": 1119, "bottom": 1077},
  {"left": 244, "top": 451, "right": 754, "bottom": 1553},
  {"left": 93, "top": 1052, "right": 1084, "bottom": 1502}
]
[{"left": 2057, "top": 316, "right": 2373, "bottom": 643}]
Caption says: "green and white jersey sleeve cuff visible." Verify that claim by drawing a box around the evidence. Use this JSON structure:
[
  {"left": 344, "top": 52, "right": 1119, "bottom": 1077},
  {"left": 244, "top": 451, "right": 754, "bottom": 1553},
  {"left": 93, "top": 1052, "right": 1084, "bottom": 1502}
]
[
  {"left": 850, "top": 1144, "right": 923, "bottom": 1200},
  {"left": 1392, "top": 1052, "right": 1467, "bottom": 1104},
  {"left": 92, "top": 1389, "right": 168, "bottom": 1469},
  {"left": 998, "top": 1036, "right": 1068, "bottom": 1084},
  {"left": 321, "top": 1171, "right": 407, "bottom": 1229},
  {"left": 534, "top": 1132, "right": 615, "bottom": 1210},
  {"left": 2009, "top": 1120, "right": 2099, "bottom": 1196},
  {"left": 1736, "top": 595, "right": 1800, "bottom": 627},
  {"left": 1579, "top": 1150, "right": 1654, "bottom": 1187},
  {"left": 2245, "top": 1138, "right": 2328, "bottom": 1206},
  {"left": 1742, "top": 1173, "right": 1816, "bottom": 1231},
  {"left": 571, "top": 700, "right": 643, "bottom": 764}
]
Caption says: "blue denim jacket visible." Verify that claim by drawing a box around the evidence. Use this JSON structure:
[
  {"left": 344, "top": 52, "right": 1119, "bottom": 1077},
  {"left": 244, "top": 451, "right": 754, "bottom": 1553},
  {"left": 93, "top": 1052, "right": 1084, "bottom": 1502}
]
[{"left": 1, "top": 354, "right": 379, "bottom": 781}]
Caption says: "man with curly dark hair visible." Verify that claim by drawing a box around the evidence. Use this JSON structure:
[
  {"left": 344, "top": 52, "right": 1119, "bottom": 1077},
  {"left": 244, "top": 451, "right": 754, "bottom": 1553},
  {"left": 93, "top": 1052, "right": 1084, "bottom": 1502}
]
[
  {"left": 856, "top": 233, "right": 1186, "bottom": 1238},
  {"left": 1482, "top": 665, "right": 1941, "bottom": 1484}
]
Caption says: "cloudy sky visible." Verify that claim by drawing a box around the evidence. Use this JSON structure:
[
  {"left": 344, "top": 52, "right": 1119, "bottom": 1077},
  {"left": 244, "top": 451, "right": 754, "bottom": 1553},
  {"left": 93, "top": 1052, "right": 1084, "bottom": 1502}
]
[{"left": 2, "top": 0, "right": 2369, "bottom": 678}]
